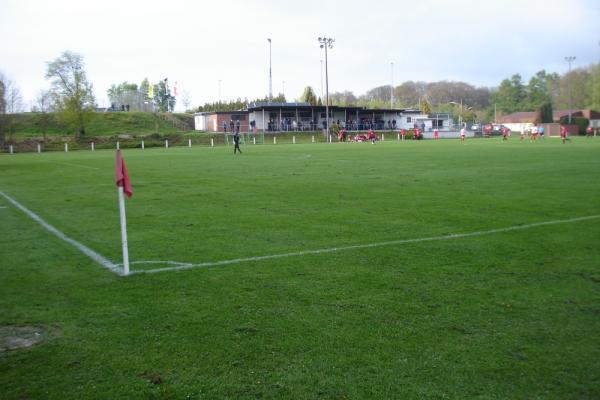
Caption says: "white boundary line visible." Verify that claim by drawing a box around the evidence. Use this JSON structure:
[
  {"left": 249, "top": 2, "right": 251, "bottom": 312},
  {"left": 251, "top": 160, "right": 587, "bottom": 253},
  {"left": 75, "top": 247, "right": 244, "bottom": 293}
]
[
  {"left": 2, "top": 188, "right": 598, "bottom": 277},
  {"left": 127, "top": 214, "right": 600, "bottom": 275},
  {"left": 0, "top": 191, "right": 122, "bottom": 276}
]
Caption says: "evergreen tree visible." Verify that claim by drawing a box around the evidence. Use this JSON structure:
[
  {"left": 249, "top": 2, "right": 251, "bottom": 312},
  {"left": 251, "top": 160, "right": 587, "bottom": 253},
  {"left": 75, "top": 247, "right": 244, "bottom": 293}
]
[
  {"left": 538, "top": 101, "right": 553, "bottom": 123},
  {"left": 419, "top": 97, "right": 432, "bottom": 115},
  {"left": 300, "top": 86, "right": 318, "bottom": 105}
]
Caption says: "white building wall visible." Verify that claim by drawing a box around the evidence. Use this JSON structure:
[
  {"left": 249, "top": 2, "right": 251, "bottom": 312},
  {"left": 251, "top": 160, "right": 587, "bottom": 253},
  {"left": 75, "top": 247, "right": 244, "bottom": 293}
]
[
  {"left": 249, "top": 110, "right": 267, "bottom": 131},
  {"left": 194, "top": 114, "right": 209, "bottom": 131},
  {"left": 504, "top": 122, "right": 533, "bottom": 132}
]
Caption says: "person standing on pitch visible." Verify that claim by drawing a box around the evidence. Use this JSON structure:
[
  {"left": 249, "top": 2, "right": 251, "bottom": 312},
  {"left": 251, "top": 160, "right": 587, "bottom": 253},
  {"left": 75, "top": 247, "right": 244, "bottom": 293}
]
[
  {"left": 586, "top": 126, "right": 593, "bottom": 138},
  {"left": 560, "top": 125, "right": 568, "bottom": 144},
  {"left": 233, "top": 131, "right": 242, "bottom": 154}
]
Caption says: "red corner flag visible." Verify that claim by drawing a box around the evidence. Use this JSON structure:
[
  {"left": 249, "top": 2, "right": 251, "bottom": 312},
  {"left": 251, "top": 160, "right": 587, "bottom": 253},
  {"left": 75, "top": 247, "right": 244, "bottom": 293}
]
[{"left": 115, "top": 150, "right": 132, "bottom": 198}]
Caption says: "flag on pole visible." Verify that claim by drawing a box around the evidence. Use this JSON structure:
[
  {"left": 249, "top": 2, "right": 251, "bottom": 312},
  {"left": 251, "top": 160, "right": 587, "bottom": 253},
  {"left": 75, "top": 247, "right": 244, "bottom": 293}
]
[
  {"left": 115, "top": 150, "right": 132, "bottom": 275},
  {"left": 148, "top": 83, "right": 154, "bottom": 99},
  {"left": 115, "top": 150, "right": 132, "bottom": 198}
]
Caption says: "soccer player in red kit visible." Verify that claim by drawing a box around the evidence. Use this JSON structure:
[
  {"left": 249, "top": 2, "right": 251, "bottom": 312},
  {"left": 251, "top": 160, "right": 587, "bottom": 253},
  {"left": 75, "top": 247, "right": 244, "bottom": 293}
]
[{"left": 560, "top": 125, "right": 567, "bottom": 144}]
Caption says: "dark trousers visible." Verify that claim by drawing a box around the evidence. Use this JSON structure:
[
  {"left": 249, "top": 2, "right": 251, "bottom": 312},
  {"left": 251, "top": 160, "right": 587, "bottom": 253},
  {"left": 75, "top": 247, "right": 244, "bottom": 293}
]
[{"left": 234, "top": 143, "right": 242, "bottom": 154}]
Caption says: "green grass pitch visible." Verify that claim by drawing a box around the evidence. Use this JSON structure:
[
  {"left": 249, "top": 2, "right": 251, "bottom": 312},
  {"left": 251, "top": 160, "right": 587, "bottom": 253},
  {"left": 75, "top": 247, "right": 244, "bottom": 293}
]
[{"left": 1, "top": 137, "right": 599, "bottom": 399}]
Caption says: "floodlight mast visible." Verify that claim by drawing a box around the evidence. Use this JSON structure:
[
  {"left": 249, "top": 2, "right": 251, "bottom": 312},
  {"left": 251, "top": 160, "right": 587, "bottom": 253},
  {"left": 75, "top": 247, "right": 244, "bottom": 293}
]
[
  {"left": 318, "top": 37, "right": 334, "bottom": 141},
  {"left": 268, "top": 38, "right": 273, "bottom": 101},
  {"left": 390, "top": 61, "right": 394, "bottom": 109},
  {"left": 565, "top": 56, "right": 576, "bottom": 124}
]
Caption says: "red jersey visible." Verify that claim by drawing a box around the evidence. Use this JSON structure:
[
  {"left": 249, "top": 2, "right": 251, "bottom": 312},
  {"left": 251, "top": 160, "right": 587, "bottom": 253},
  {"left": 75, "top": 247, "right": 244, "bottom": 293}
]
[{"left": 560, "top": 126, "right": 567, "bottom": 137}]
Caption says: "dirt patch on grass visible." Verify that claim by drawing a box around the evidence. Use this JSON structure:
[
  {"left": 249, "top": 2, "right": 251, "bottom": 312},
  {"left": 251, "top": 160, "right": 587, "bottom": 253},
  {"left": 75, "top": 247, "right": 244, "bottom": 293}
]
[{"left": 0, "top": 325, "right": 59, "bottom": 351}]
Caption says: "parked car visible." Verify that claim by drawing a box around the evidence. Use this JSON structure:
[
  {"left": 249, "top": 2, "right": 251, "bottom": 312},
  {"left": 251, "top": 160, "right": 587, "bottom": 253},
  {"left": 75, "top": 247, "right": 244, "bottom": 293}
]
[{"left": 470, "top": 123, "right": 481, "bottom": 131}]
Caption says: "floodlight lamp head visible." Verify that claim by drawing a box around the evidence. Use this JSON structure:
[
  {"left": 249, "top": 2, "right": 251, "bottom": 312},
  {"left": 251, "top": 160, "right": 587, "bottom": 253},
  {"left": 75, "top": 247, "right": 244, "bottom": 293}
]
[
  {"left": 318, "top": 37, "right": 322, "bottom": 41},
  {"left": 320, "top": 44, "right": 324, "bottom": 48}
]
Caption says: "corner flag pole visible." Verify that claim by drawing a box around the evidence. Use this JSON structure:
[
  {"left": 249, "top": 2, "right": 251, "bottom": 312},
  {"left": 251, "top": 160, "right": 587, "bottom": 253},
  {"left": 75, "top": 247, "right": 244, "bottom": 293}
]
[
  {"left": 115, "top": 150, "right": 132, "bottom": 275},
  {"left": 118, "top": 185, "right": 130, "bottom": 275}
]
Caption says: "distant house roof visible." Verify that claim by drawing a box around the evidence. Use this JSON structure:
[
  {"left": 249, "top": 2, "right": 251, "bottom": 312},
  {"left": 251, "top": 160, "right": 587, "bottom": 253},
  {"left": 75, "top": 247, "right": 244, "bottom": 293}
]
[
  {"left": 249, "top": 101, "right": 311, "bottom": 108},
  {"left": 245, "top": 102, "right": 422, "bottom": 114},
  {"left": 498, "top": 109, "right": 600, "bottom": 124},
  {"left": 497, "top": 112, "right": 537, "bottom": 123},
  {"left": 553, "top": 109, "right": 600, "bottom": 120}
]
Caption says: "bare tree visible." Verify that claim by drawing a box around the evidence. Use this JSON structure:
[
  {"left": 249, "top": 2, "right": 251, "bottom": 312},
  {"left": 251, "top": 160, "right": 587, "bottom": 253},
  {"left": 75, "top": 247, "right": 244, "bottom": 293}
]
[
  {"left": 33, "top": 90, "right": 54, "bottom": 141},
  {"left": 0, "top": 71, "right": 24, "bottom": 145},
  {"left": 0, "top": 72, "right": 24, "bottom": 113},
  {"left": 181, "top": 90, "right": 192, "bottom": 111},
  {"left": 33, "top": 90, "right": 53, "bottom": 112}
]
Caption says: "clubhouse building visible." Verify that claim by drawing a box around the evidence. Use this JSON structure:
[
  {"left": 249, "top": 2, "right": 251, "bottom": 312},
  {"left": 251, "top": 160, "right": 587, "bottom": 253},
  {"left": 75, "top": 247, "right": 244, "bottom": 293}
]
[{"left": 194, "top": 102, "right": 452, "bottom": 133}]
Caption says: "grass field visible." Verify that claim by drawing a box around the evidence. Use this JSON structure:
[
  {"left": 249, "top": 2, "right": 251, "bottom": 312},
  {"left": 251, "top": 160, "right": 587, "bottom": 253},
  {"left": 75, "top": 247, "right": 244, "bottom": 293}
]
[{"left": 1, "top": 137, "right": 599, "bottom": 399}]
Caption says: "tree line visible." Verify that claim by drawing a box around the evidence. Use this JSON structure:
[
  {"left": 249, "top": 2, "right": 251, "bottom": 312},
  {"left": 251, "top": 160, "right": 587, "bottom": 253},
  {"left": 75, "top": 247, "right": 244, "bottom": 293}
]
[
  {"left": 1, "top": 49, "right": 599, "bottom": 142},
  {"left": 320, "top": 64, "right": 600, "bottom": 123}
]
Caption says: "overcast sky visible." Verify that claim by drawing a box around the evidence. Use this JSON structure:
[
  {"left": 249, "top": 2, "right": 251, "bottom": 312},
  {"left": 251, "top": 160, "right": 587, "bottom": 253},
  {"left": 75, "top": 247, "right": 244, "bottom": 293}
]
[{"left": 1, "top": 0, "right": 599, "bottom": 111}]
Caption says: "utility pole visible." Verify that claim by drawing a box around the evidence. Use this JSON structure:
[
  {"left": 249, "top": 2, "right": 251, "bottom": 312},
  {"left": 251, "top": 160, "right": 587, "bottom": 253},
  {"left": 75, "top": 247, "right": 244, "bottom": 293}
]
[
  {"left": 390, "top": 61, "right": 394, "bottom": 109},
  {"left": 218, "top": 79, "right": 222, "bottom": 105},
  {"left": 320, "top": 59, "right": 324, "bottom": 100},
  {"left": 565, "top": 56, "right": 576, "bottom": 124},
  {"left": 268, "top": 38, "right": 273, "bottom": 101},
  {"left": 318, "top": 37, "right": 335, "bottom": 140}
]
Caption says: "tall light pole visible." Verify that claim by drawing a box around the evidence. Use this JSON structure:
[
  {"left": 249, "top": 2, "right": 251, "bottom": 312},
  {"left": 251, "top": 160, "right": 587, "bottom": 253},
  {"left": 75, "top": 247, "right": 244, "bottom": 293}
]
[
  {"left": 268, "top": 38, "right": 273, "bottom": 101},
  {"left": 450, "top": 100, "right": 472, "bottom": 128},
  {"left": 320, "top": 59, "right": 324, "bottom": 100},
  {"left": 218, "top": 79, "right": 222, "bottom": 104},
  {"left": 390, "top": 61, "right": 394, "bottom": 109},
  {"left": 164, "top": 78, "right": 169, "bottom": 112},
  {"left": 565, "top": 56, "right": 576, "bottom": 124},
  {"left": 318, "top": 37, "right": 334, "bottom": 140}
]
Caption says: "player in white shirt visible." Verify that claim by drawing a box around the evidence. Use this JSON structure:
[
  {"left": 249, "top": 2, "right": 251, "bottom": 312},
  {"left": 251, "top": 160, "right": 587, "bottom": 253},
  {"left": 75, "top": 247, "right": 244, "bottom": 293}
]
[{"left": 531, "top": 125, "right": 538, "bottom": 141}]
